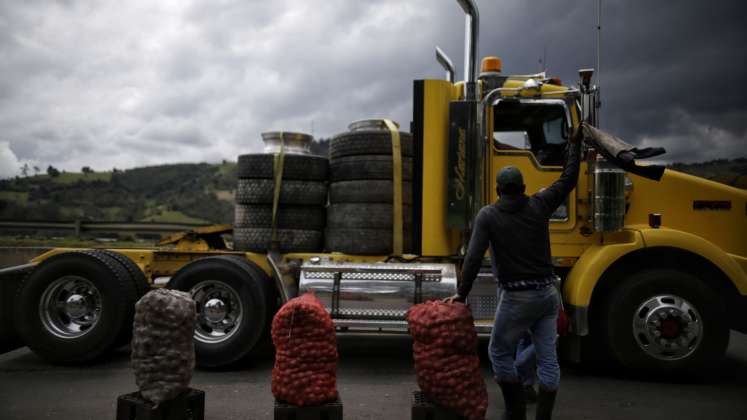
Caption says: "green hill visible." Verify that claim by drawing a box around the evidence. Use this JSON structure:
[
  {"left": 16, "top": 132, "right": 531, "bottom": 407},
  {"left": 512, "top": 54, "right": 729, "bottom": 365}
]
[
  {"left": 669, "top": 157, "right": 747, "bottom": 189},
  {"left": 0, "top": 162, "right": 237, "bottom": 224},
  {"left": 0, "top": 153, "right": 743, "bottom": 227}
]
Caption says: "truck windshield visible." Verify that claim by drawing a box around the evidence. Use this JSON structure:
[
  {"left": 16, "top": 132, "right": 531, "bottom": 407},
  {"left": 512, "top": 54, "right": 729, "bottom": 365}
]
[{"left": 493, "top": 102, "right": 569, "bottom": 166}]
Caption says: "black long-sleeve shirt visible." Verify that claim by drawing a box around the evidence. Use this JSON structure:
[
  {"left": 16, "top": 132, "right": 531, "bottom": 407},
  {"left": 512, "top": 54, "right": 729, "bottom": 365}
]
[{"left": 458, "top": 141, "right": 581, "bottom": 296}]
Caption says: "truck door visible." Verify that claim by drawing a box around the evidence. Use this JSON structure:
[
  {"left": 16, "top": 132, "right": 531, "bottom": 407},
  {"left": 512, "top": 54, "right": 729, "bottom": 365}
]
[{"left": 488, "top": 99, "right": 578, "bottom": 231}]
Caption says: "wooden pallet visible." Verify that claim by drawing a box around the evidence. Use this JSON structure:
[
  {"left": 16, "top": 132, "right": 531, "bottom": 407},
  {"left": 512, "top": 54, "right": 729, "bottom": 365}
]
[
  {"left": 274, "top": 397, "right": 343, "bottom": 420},
  {"left": 116, "top": 388, "right": 205, "bottom": 420},
  {"left": 411, "top": 391, "right": 467, "bottom": 420}
]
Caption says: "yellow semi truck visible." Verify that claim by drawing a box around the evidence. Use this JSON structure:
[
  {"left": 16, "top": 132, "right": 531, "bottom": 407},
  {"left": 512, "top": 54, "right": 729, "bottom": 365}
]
[{"left": 1, "top": 0, "right": 745, "bottom": 374}]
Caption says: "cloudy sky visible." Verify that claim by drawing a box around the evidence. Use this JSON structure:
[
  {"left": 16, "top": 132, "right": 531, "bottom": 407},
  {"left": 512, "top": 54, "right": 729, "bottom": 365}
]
[{"left": 1, "top": 0, "right": 745, "bottom": 178}]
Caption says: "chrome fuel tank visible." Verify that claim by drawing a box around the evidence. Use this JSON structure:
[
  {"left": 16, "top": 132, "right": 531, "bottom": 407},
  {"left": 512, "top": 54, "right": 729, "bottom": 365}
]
[{"left": 299, "top": 262, "right": 457, "bottom": 320}]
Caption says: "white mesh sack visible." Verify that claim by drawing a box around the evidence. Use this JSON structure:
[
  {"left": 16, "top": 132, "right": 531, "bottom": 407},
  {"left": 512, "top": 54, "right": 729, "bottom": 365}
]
[{"left": 131, "top": 288, "right": 196, "bottom": 405}]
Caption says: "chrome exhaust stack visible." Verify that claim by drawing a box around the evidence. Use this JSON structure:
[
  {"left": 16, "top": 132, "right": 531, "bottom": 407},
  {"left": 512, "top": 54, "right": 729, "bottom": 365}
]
[
  {"left": 456, "top": 0, "right": 479, "bottom": 100},
  {"left": 435, "top": 46, "right": 455, "bottom": 83}
]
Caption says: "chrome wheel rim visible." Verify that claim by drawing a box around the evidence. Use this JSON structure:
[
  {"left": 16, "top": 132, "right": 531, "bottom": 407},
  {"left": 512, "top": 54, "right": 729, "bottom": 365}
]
[
  {"left": 191, "top": 280, "right": 243, "bottom": 343},
  {"left": 632, "top": 294, "right": 703, "bottom": 361},
  {"left": 39, "top": 275, "right": 102, "bottom": 339}
]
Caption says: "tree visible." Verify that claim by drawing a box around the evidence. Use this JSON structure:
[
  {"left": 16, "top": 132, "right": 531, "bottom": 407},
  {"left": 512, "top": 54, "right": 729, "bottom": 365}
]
[
  {"left": 82, "top": 166, "right": 94, "bottom": 175},
  {"left": 47, "top": 165, "right": 61, "bottom": 177},
  {"left": 20, "top": 163, "right": 30, "bottom": 177},
  {"left": 33, "top": 165, "right": 40, "bottom": 175}
]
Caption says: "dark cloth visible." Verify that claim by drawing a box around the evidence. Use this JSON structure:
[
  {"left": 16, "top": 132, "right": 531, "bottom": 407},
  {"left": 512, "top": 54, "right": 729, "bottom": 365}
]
[
  {"left": 583, "top": 124, "right": 666, "bottom": 181},
  {"left": 458, "top": 141, "right": 580, "bottom": 296}
]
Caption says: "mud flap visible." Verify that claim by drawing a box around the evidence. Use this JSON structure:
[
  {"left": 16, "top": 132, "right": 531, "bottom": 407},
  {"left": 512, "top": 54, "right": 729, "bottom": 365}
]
[{"left": 0, "top": 263, "right": 35, "bottom": 354}]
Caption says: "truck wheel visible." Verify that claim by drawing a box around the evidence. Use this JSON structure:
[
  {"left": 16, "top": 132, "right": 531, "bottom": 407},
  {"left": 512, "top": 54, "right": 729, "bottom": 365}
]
[
  {"left": 330, "top": 155, "right": 413, "bottom": 182},
  {"left": 329, "top": 180, "right": 412, "bottom": 205},
  {"left": 13, "top": 251, "right": 136, "bottom": 364},
  {"left": 93, "top": 250, "right": 150, "bottom": 346},
  {"left": 604, "top": 268, "right": 729, "bottom": 374},
  {"left": 233, "top": 228, "right": 323, "bottom": 253},
  {"left": 234, "top": 204, "right": 325, "bottom": 230},
  {"left": 330, "top": 130, "right": 413, "bottom": 159},
  {"left": 237, "top": 154, "right": 328, "bottom": 181},
  {"left": 96, "top": 250, "right": 150, "bottom": 298},
  {"left": 235, "top": 179, "right": 327, "bottom": 205},
  {"left": 167, "top": 256, "right": 273, "bottom": 368},
  {"left": 327, "top": 203, "right": 412, "bottom": 229}
]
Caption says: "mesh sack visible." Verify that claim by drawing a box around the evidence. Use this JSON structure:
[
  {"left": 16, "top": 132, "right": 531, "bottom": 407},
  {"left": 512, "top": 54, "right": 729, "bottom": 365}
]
[
  {"left": 407, "top": 301, "right": 487, "bottom": 420},
  {"left": 131, "top": 289, "right": 196, "bottom": 405},
  {"left": 271, "top": 293, "right": 338, "bottom": 406}
]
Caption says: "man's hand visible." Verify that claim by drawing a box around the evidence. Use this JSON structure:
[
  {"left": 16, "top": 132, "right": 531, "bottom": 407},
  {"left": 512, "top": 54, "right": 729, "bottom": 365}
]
[{"left": 443, "top": 294, "right": 466, "bottom": 304}]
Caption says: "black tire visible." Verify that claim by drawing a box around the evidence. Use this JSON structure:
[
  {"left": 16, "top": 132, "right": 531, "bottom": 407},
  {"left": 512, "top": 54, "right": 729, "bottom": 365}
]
[
  {"left": 96, "top": 250, "right": 150, "bottom": 298},
  {"left": 329, "top": 180, "right": 412, "bottom": 205},
  {"left": 237, "top": 154, "right": 328, "bottom": 180},
  {"left": 167, "top": 256, "right": 274, "bottom": 368},
  {"left": 233, "top": 228, "right": 323, "bottom": 253},
  {"left": 325, "top": 228, "right": 412, "bottom": 255},
  {"left": 92, "top": 250, "right": 150, "bottom": 346},
  {"left": 603, "top": 268, "right": 729, "bottom": 375},
  {"left": 327, "top": 203, "right": 412, "bottom": 229},
  {"left": 330, "top": 155, "right": 413, "bottom": 182},
  {"left": 329, "top": 130, "right": 414, "bottom": 159},
  {"left": 234, "top": 205, "right": 325, "bottom": 230},
  {"left": 235, "top": 179, "right": 327, "bottom": 205},
  {"left": 13, "top": 251, "right": 136, "bottom": 364}
]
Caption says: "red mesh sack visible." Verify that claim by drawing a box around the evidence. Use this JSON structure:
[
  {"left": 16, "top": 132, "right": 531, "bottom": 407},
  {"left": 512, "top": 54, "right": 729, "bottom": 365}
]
[
  {"left": 271, "top": 293, "right": 338, "bottom": 406},
  {"left": 407, "top": 301, "right": 487, "bottom": 420}
]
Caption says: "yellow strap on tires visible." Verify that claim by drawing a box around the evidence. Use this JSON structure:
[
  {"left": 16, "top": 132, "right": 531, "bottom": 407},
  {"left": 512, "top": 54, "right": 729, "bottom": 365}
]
[
  {"left": 383, "top": 119, "right": 403, "bottom": 255},
  {"left": 271, "top": 132, "right": 285, "bottom": 246}
]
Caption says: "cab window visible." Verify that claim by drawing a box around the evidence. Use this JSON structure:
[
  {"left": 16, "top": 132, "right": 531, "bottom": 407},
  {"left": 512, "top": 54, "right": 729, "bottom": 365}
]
[{"left": 493, "top": 103, "right": 569, "bottom": 166}]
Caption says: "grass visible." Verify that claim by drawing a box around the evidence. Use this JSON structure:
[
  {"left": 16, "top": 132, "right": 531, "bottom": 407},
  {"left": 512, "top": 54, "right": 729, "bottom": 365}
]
[
  {"left": 0, "top": 191, "right": 28, "bottom": 205},
  {"left": 140, "top": 210, "right": 208, "bottom": 224},
  {"left": 0, "top": 236, "right": 152, "bottom": 248},
  {"left": 53, "top": 171, "right": 112, "bottom": 184},
  {"left": 214, "top": 190, "right": 234, "bottom": 202},
  {"left": 216, "top": 161, "right": 237, "bottom": 177},
  {"left": 17, "top": 171, "right": 112, "bottom": 185}
]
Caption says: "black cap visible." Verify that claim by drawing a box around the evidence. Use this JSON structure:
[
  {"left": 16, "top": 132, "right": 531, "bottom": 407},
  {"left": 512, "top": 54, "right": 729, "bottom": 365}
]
[{"left": 496, "top": 165, "right": 524, "bottom": 191}]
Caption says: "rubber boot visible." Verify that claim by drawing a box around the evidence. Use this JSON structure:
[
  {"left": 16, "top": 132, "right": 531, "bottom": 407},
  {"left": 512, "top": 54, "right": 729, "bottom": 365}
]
[
  {"left": 535, "top": 387, "right": 557, "bottom": 420},
  {"left": 498, "top": 381, "right": 526, "bottom": 420},
  {"left": 524, "top": 385, "right": 537, "bottom": 404}
]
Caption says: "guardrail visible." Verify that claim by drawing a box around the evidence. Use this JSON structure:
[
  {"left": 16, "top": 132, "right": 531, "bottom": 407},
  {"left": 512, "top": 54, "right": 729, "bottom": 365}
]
[{"left": 0, "top": 220, "right": 209, "bottom": 236}]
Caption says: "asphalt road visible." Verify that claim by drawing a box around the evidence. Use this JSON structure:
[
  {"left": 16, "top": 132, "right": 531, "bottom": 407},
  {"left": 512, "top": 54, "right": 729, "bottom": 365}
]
[{"left": 1, "top": 332, "right": 746, "bottom": 420}]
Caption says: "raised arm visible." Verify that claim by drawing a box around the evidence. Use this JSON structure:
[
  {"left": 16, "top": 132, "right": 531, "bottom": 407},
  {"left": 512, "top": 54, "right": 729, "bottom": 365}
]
[{"left": 533, "top": 127, "right": 582, "bottom": 216}]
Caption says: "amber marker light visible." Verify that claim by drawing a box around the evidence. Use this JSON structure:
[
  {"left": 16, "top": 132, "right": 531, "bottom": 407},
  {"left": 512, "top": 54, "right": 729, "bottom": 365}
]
[{"left": 480, "top": 56, "right": 502, "bottom": 73}]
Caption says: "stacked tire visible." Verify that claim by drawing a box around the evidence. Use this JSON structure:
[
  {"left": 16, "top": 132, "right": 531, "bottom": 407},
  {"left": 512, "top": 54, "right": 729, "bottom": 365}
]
[
  {"left": 234, "top": 153, "right": 328, "bottom": 252},
  {"left": 326, "top": 127, "right": 414, "bottom": 254}
]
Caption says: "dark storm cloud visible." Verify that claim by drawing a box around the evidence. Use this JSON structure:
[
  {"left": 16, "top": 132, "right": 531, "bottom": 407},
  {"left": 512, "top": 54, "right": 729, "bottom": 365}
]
[
  {"left": 0, "top": 0, "right": 745, "bottom": 177},
  {"left": 469, "top": 1, "right": 747, "bottom": 162}
]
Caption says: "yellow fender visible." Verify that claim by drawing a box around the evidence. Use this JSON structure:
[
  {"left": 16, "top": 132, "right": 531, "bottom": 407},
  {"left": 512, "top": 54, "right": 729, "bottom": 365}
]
[
  {"left": 636, "top": 226, "right": 747, "bottom": 294},
  {"left": 563, "top": 229, "right": 645, "bottom": 308},
  {"left": 564, "top": 225, "right": 747, "bottom": 335}
]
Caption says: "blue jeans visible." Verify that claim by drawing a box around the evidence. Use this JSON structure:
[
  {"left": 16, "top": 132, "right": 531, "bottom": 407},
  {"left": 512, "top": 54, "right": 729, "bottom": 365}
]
[
  {"left": 516, "top": 332, "right": 536, "bottom": 387},
  {"left": 488, "top": 285, "right": 560, "bottom": 390}
]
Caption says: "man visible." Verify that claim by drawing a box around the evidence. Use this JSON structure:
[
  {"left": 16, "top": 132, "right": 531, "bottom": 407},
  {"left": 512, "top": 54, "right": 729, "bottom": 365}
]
[{"left": 445, "top": 126, "right": 582, "bottom": 420}]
